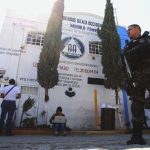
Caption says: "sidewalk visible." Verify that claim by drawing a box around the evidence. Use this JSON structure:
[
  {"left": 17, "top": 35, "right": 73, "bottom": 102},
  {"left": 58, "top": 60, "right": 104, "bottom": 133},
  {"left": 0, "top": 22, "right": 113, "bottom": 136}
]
[{"left": 0, "top": 128, "right": 150, "bottom": 150}]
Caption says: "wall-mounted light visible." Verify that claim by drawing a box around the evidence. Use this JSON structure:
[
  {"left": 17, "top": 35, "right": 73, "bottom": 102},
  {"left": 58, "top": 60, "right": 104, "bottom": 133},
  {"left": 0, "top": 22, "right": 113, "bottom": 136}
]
[
  {"left": 0, "top": 69, "right": 6, "bottom": 78},
  {"left": 3, "top": 75, "right": 9, "bottom": 81},
  {"left": 92, "top": 56, "right": 95, "bottom": 60},
  {"left": 20, "top": 45, "right": 25, "bottom": 49},
  {"left": 0, "top": 69, "right": 5, "bottom": 75}
]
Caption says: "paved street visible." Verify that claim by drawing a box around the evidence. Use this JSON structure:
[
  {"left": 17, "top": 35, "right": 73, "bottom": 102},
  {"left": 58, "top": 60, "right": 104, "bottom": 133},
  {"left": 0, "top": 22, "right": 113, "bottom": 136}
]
[{"left": 0, "top": 134, "right": 150, "bottom": 150}]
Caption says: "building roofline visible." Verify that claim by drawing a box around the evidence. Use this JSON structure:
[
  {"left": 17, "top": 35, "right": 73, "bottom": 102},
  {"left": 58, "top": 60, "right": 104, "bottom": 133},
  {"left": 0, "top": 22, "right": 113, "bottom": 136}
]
[
  {"left": 4, "top": 10, "right": 125, "bottom": 28},
  {"left": 64, "top": 12, "right": 103, "bottom": 20},
  {"left": 5, "top": 9, "right": 103, "bottom": 22}
]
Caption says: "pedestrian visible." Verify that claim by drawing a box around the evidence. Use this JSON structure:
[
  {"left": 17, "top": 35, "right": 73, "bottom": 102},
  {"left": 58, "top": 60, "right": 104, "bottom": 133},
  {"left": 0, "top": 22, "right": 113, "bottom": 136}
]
[
  {"left": 0, "top": 79, "right": 21, "bottom": 136},
  {"left": 49, "top": 106, "right": 66, "bottom": 136},
  {"left": 122, "top": 24, "right": 150, "bottom": 145}
]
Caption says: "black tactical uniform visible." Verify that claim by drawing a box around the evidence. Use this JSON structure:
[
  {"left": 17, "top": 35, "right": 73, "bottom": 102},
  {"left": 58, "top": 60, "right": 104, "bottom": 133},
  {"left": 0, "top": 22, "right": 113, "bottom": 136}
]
[{"left": 123, "top": 31, "right": 150, "bottom": 145}]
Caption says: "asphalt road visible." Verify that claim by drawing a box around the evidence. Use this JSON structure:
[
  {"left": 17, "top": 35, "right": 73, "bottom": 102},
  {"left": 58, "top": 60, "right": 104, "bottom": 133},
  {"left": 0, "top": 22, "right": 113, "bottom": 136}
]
[{"left": 0, "top": 134, "right": 150, "bottom": 150}]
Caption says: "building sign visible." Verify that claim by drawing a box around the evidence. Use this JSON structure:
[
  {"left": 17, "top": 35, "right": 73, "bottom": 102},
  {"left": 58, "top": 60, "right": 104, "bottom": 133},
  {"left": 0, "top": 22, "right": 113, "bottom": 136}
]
[{"left": 61, "top": 37, "right": 85, "bottom": 60}]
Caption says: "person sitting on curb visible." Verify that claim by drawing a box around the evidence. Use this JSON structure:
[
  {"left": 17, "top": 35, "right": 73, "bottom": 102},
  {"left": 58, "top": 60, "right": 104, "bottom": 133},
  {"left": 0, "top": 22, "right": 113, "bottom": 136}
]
[{"left": 49, "top": 106, "right": 67, "bottom": 136}]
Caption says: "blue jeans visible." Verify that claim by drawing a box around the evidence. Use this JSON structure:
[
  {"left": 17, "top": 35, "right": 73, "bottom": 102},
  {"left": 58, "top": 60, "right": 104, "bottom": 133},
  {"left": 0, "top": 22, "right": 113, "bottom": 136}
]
[
  {"left": 53, "top": 123, "right": 65, "bottom": 132},
  {"left": 0, "top": 100, "right": 16, "bottom": 133}
]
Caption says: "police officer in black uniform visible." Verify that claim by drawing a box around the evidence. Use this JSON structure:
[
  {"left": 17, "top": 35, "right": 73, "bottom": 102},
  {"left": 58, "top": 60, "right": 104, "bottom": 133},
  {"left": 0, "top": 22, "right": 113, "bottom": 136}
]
[{"left": 123, "top": 24, "right": 150, "bottom": 145}]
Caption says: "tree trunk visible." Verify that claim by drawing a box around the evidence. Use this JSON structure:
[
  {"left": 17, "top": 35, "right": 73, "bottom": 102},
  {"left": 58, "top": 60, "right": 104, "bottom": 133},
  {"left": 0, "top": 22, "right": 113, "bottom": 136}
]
[
  {"left": 45, "top": 87, "right": 49, "bottom": 102},
  {"left": 20, "top": 112, "right": 24, "bottom": 127},
  {"left": 115, "top": 89, "right": 119, "bottom": 104},
  {"left": 45, "top": 103, "right": 48, "bottom": 125}
]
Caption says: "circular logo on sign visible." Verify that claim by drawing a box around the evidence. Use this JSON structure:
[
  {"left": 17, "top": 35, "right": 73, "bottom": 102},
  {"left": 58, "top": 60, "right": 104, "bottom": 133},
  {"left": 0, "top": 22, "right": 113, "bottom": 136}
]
[{"left": 61, "top": 37, "right": 85, "bottom": 59}]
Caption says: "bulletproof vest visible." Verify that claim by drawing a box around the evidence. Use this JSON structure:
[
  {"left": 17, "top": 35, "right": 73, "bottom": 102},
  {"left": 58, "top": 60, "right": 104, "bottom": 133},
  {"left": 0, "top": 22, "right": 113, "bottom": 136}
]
[{"left": 124, "top": 34, "right": 150, "bottom": 71}]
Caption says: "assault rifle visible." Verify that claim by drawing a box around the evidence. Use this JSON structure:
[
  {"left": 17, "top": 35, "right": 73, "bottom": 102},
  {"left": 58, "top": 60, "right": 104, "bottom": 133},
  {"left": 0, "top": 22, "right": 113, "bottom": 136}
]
[
  {"left": 123, "top": 40, "right": 136, "bottom": 88},
  {"left": 123, "top": 54, "right": 136, "bottom": 87}
]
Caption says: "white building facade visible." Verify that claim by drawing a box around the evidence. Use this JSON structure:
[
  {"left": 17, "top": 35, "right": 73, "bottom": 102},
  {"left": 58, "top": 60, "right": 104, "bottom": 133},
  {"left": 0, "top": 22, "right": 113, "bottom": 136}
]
[{"left": 0, "top": 11, "right": 130, "bottom": 130}]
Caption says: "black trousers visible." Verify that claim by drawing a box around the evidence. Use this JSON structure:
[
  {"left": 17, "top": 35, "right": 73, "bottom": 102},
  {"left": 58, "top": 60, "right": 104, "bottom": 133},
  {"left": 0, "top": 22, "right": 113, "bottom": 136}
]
[
  {"left": 0, "top": 100, "right": 16, "bottom": 133},
  {"left": 131, "top": 101, "right": 145, "bottom": 123},
  {"left": 130, "top": 86, "right": 145, "bottom": 140}
]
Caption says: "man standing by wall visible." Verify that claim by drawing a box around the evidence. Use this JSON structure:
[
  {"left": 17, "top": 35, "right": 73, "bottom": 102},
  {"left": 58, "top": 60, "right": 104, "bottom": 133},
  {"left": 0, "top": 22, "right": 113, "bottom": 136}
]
[{"left": 0, "top": 79, "right": 21, "bottom": 136}]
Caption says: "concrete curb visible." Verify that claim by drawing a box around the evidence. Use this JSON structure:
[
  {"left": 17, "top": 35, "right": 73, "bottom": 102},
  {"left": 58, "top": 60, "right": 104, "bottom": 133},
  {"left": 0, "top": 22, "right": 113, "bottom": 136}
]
[{"left": 6, "top": 128, "right": 150, "bottom": 135}]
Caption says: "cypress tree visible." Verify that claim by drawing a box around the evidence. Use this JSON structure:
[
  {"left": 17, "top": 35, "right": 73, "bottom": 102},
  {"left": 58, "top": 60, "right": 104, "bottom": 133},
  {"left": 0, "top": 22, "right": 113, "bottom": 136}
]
[
  {"left": 97, "top": 0, "right": 124, "bottom": 104},
  {"left": 37, "top": 0, "right": 64, "bottom": 102}
]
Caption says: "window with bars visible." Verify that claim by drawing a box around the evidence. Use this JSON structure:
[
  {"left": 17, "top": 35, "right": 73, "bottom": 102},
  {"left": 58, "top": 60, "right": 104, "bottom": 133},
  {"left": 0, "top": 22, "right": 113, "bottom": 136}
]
[
  {"left": 26, "top": 33, "right": 44, "bottom": 46},
  {"left": 89, "top": 41, "right": 102, "bottom": 55},
  {"left": 21, "top": 86, "right": 38, "bottom": 95}
]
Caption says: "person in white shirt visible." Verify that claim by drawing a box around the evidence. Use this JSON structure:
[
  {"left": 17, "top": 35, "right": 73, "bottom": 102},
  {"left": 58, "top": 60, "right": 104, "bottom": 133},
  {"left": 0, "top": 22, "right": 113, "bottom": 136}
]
[{"left": 0, "top": 79, "right": 21, "bottom": 136}]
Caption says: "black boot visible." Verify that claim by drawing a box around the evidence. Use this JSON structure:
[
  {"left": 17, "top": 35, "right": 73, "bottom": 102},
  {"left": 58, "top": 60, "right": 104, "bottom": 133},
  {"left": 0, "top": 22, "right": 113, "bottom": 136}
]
[
  {"left": 127, "top": 122, "right": 146, "bottom": 145},
  {"left": 127, "top": 137, "right": 146, "bottom": 145}
]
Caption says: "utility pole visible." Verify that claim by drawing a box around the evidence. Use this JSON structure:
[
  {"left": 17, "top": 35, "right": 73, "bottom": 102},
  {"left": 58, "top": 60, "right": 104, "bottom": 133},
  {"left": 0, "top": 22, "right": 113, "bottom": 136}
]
[{"left": 114, "top": 8, "right": 119, "bottom": 25}]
